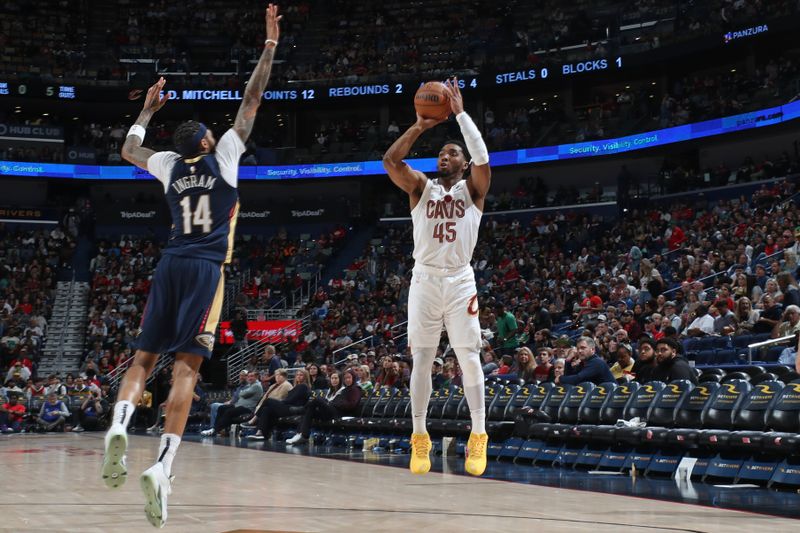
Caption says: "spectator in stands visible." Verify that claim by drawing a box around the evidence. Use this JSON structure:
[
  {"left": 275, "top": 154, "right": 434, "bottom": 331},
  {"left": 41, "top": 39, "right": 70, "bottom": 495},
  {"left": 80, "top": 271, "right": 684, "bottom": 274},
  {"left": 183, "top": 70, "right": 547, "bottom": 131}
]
[
  {"left": 734, "top": 297, "right": 758, "bottom": 334},
  {"left": 73, "top": 389, "right": 108, "bottom": 432},
  {"left": 202, "top": 371, "right": 263, "bottom": 437},
  {"left": 754, "top": 294, "right": 783, "bottom": 334},
  {"left": 261, "top": 345, "right": 283, "bottom": 385},
  {"left": 356, "top": 364, "right": 374, "bottom": 395},
  {"left": 6, "top": 361, "right": 31, "bottom": 384},
  {"left": 534, "top": 347, "right": 553, "bottom": 382},
  {"left": 633, "top": 337, "right": 658, "bottom": 383},
  {"left": 37, "top": 393, "right": 70, "bottom": 432},
  {"left": 550, "top": 358, "right": 566, "bottom": 383},
  {"left": 713, "top": 301, "right": 738, "bottom": 335},
  {"left": 206, "top": 371, "right": 248, "bottom": 432},
  {"left": 308, "top": 364, "right": 329, "bottom": 390},
  {"left": 610, "top": 344, "right": 635, "bottom": 381},
  {"left": 134, "top": 389, "right": 154, "bottom": 430},
  {"left": 514, "top": 347, "right": 537, "bottom": 383},
  {"left": 431, "top": 358, "right": 446, "bottom": 389},
  {"left": 482, "top": 351, "right": 499, "bottom": 375},
  {"left": 70, "top": 376, "right": 91, "bottom": 396},
  {"left": 558, "top": 337, "right": 615, "bottom": 385},
  {"left": 247, "top": 369, "right": 311, "bottom": 440},
  {"left": 45, "top": 375, "right": 66, "bottom": 397},
  {"left": 374, "top": 356, "right": 400, "bottom": 388},
  {"left": 0, "top": 394, "right": 26, "bottom": 433},
  {"left": 773, "top": 305, "right": 800, "bottom": 338},
  {"left": 652, "top": 338, "right": 698, "bottom": 384},
  {"left": 25, "top": 377, "right": 46, "bottom": 400},
  {"left": 494, "top": 302, "right": 519, "bottom": 355},
  {"left": 684, "top": 304, "right": 714, "bottom": 337},
  {"left": 777, "top": 272, "right": 800, "bottom": 308},
  {"left": 286, "top": 370, "right": 362, "bottom": 444},
  {"left": 621, "top": 310, "right": 642, "bottom": 340}
]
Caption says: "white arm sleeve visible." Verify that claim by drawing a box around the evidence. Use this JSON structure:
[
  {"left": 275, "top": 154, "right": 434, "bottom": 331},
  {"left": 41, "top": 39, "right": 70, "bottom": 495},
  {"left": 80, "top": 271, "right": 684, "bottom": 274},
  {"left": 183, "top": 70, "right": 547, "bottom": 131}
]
[
  {"left": 215, "top": 129, "right": 247, "bottom": 188},
  {"left": 147, "top": 151, "right": 180, "bottom": 193},
  {"left": 456, "top": 112, "right": 489, "bottom": 166}
]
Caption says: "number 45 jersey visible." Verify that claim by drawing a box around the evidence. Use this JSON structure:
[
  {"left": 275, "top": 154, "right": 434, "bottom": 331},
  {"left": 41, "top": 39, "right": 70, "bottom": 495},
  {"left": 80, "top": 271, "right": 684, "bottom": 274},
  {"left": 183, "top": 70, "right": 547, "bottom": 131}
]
[
  {"left": 411, "top": 178, "right": 482, "bottom": 270},
  {"left": 147, "top": 128, "right": 245, "bottom": 265}
]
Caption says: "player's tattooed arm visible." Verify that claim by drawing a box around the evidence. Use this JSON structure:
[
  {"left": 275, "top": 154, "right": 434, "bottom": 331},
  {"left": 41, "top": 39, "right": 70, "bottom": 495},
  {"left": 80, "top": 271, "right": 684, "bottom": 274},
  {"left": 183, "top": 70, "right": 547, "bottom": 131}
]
[
  {"left": 121, "top": 77, "right": 169, "bottom": 170},
  {"left": 234, "top": 4, "right": 282, "bottom": 143},
  {"left": 382, "top": 115, "right": 441, "bottom": 200}
]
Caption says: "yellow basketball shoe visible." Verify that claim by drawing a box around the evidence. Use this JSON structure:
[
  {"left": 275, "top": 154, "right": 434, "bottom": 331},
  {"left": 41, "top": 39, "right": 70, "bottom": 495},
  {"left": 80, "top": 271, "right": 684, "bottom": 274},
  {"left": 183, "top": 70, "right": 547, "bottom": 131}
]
[
  {"left": 409, "top": 433, "right": 432, "bottom": 474},
  {"left": 465, "top": 433, "right": 488, "bottom": 476}
]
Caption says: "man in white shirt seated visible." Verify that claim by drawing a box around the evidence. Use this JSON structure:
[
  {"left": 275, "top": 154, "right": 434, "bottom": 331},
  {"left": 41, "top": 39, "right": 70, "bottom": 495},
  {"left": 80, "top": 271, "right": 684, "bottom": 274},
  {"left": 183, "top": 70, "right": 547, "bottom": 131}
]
[{"left": 683, "top": 304, "right": 715, "bottom": 337}]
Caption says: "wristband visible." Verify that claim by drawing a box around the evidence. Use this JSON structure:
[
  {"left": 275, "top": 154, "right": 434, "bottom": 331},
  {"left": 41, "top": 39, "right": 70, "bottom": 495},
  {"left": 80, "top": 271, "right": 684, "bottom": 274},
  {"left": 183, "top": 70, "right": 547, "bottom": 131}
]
[
  {"left": 127, "top": 125, "right": 146, "bottom": 142},
  {"left": 265, "top": 39, "right": 278, "bottom": 48}
]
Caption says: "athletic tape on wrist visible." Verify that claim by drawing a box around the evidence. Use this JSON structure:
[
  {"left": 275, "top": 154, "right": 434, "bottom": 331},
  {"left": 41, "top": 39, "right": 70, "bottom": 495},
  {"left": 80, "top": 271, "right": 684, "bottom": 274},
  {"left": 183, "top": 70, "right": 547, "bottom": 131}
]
[{"left": 265, "top": 39, "right": 278, "bottom": 48}]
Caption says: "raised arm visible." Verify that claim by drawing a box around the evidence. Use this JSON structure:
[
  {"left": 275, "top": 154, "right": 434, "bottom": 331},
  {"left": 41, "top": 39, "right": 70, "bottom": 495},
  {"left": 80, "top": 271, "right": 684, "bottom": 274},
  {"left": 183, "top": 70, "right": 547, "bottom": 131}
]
[
  {"left": 233, "top": 3, "right": 282, "bottom": 143},
  {"left": 382, "top": 115, "right": 442, "bottom": 204},
  {"left": 121, "top": 77, "right": 170, "bottom": 170},
  {"left": 443, "top": 78, "right": 491, "bottom": 208}
]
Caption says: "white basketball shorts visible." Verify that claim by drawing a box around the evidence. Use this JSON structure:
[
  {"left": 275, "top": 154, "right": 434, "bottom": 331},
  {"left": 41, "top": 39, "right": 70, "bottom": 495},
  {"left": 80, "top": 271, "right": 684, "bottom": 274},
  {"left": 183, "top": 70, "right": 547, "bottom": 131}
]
[{"left": 407, "top": 264, "right": 481, "bottom": 351}]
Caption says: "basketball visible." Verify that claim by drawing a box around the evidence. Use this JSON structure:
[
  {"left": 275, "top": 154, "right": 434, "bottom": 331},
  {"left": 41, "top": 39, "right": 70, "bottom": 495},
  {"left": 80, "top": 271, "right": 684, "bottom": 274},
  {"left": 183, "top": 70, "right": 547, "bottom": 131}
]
[{"left": 414, "top": 82, "right": 451, "bottom": 121}]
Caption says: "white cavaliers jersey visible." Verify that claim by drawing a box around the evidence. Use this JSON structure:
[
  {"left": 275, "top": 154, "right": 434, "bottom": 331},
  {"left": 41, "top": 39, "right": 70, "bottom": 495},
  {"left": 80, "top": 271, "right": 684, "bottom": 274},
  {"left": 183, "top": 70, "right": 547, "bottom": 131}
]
[{"left": 410, "top": 178, "right": 482, "bottom": 270}]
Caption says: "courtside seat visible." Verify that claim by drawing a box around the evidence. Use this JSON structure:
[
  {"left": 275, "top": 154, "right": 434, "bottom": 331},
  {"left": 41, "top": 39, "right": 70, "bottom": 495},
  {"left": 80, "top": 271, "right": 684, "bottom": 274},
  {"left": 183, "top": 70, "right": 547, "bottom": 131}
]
[
  {"left": 667, "top": 380, "right": 751, "bottom": 449},
  {"left": 703, "top": 380, "right": 784, "bottom": 452},
  {"left": 390, "top": 388, "right": 411, "bottom": 418},
  {"left": 530, "top": 382, "right": 593, "bottom": 441},
  {"left": 722, "top": 371, "right": 751, "bottom": 382},
  {"left": 742, "top": 381, "right": 800, "bottom": 454},
  {"left": 643, "top": 382, "right": 719, "bottom": 446},
  {"left": 618, "top": 380, "right": 693, "bottom": 446},
  {"left": 528, "top": 384, "right": 571, "bottom": 436},
  {"left": 571, "top": 382, "right": 637, "bottom": 443},
  {"left": 587, "top": 381, "right": 665, "bottom": 444},
  {"left": 751, "top": 372, "right": 780, "bottom": 385},
  {"left": 509, "top": 383, "right": 556, "bottom": 439},
  {"left": 341, "top": 386, "right": 396, "bottom": 428},
  {"left": 488, "top": 383, "right": 521, "bottom": 422}
]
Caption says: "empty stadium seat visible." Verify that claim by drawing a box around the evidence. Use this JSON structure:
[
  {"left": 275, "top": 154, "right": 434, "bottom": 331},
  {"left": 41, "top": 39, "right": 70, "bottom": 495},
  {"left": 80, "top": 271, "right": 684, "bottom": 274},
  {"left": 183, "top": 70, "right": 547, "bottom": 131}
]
[
  {"left": 570, "top": 382, "right": 639, "bottom": 443},
  {"left": 667, "top": 380, "right": 751, "bottom": 449},
  {"left": 530, "top": 382, "right": 594, "bottom": 441}
]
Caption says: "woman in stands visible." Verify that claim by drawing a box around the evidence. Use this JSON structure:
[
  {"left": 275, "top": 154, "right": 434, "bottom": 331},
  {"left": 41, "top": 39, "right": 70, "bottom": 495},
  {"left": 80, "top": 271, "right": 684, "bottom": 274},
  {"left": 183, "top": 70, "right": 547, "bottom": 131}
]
[
  {"left": 514, "top": 347, "right": 537, "bottom": 383},
  {"left": 734, "top": 297, "right": 758, "bottom": 333},
  {"left": 285, "top": 370, "right": 361, "bottom": 444},
  {"left": 758, "top": 278, "right": 782, "bottom": 307},
  {"left": 246, "top": 369, "right": 310, "bottom": 441},
  {"left": 307, "top": 364, "right": 328, "bottom": 390}
]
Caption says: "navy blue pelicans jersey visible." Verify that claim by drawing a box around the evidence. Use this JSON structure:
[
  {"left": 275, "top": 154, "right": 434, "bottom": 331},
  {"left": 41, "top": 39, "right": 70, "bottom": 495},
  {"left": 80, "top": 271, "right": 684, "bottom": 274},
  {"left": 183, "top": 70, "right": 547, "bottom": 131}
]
[{"left": 147, "top": 128, "right": 245, "bottom": 265}]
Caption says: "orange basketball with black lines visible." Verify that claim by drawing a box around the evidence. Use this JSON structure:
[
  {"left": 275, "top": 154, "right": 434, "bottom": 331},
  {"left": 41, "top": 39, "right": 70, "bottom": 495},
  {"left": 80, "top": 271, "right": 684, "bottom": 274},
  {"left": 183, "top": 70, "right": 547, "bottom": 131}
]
[{"left": 414, "top": 82, "right": 451, "bottom": 121}]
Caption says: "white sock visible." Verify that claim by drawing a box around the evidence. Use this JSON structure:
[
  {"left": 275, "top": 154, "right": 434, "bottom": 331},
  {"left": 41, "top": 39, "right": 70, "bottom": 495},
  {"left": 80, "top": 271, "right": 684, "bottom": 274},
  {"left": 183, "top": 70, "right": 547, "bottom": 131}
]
[
  {"left": 410, "top": 346, "right": 437, "bottom": 434},
  {"left": 112, "top": 400, "right": 135, "bottom": 428},
  {"left": 454, "top": 347, "right": 486, "bottom": 434},
  {"left": 157, "top": 433, "right": 181, "bottom": 477}
]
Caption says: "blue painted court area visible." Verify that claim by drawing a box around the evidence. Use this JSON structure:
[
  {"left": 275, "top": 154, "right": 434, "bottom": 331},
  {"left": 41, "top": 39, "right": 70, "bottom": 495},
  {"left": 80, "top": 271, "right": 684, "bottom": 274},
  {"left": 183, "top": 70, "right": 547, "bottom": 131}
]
[{"left": 177, "top": 433, "right": 800, "bottom": 521}]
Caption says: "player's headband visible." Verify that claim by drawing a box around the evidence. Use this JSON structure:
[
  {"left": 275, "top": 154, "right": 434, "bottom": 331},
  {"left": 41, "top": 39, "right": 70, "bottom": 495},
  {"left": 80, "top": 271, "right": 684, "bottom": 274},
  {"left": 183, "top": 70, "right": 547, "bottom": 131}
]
[{"left": 178, "top": 122, "right": 208, "bottom": 157}]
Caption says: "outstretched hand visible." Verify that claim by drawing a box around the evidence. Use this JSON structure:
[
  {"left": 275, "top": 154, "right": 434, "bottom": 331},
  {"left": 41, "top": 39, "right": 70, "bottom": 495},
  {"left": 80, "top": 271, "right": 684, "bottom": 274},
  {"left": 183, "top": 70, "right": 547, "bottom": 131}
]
[
  {"left": 143, "top": 77, "right": 169, "bottom": 114},
  {"left": 266, "top": 3, "right": 282, "bottom": 45},
  {"left": 443, "top": 77, "right": 464, "bottom": 116}
]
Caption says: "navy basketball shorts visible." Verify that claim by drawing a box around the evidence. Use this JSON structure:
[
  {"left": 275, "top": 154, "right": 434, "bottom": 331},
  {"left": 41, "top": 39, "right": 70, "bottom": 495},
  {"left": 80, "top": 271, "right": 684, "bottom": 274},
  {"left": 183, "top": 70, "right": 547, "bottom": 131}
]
[{"left": 135, "top": 254, "right": 224, "bottom": 359}]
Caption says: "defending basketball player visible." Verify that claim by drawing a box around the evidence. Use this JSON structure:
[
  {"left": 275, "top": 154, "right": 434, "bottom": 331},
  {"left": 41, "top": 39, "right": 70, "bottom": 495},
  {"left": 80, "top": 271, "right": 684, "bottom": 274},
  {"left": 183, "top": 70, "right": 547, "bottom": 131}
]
[
  {"left": 101, "top": 4, "right": 281, "bottom": 528},
  {"left": 383, "top": 78, "right": 491, "bottom": 476}
]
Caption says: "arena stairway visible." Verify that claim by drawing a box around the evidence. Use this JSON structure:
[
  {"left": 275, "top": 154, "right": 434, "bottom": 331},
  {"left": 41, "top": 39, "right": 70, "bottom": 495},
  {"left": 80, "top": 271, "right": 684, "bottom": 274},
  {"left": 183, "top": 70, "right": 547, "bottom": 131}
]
[{"left": 38, "top": 281, "right": 90, "bottom": 376}]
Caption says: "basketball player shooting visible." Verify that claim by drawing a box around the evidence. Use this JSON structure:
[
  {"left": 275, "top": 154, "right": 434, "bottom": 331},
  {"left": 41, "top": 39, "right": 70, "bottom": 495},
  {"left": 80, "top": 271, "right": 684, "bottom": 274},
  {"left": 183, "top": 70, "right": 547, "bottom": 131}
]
[
  {"left": 101, "top": 4, "right": 282, "bottom": 528},
  {"left": 383, "top": 78, "right": 491, "bottom": 476}
]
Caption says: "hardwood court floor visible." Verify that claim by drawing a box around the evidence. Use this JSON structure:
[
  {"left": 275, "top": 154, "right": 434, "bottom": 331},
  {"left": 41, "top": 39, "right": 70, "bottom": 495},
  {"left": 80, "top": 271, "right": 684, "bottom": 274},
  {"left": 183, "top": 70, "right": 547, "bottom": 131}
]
[{"left": 0, "top": 433, "right": 796, "bottom": 532}]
